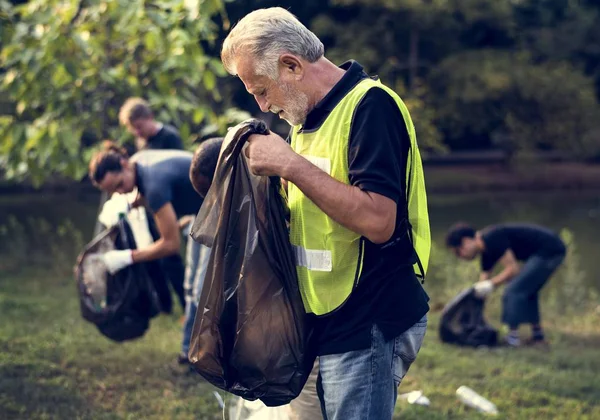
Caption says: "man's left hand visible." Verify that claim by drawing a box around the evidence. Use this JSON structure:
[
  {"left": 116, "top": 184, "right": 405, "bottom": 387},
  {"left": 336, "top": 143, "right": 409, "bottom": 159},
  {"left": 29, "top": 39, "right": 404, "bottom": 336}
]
[{"left": 245, "top": 132, "right": 296, "bottom": 177}]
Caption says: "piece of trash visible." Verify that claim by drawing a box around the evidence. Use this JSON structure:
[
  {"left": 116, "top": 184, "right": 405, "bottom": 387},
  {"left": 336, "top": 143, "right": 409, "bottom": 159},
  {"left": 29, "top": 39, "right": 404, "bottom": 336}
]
[
  {"left": 213, "top": 391, "right": 225, "bottom": 409},
  {"left": 456, "top": 386, "right": 498, "bottom": 415},
  {"left": 399, "top": 390, "right": 431, "bottom": 406}
]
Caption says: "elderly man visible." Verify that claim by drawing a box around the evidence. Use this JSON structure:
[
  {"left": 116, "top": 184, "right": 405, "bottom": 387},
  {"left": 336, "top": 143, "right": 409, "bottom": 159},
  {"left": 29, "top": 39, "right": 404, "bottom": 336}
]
[{"left": 221, "top": 8, "right": 431, "bottom": 419}]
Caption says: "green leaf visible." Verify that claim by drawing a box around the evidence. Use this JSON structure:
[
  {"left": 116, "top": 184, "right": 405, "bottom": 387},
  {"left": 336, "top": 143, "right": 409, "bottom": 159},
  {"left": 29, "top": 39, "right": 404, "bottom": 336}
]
[
  {"left": 16, "top": 101, "right": 26, "bottom": 115},
  {"left": 193, "top": 108, "right": 205, "bottom": 124},
  {"left": 202, "top": 71, "right": 216, "bottom": 91},
  {"left": 144, "top": 30, "right": 161, "bottom": 51},
  {"left": 24, "top": 126, "right": 46, "bottom": 151},
  {"left": 51, "top": 64, "right": 71, "bottom": 88},
  {"left": 180, "top": 123, "right": 190, "bottom": 143},
  {"left": 208, "top": 59, "right": 228, "bottom": 77}
]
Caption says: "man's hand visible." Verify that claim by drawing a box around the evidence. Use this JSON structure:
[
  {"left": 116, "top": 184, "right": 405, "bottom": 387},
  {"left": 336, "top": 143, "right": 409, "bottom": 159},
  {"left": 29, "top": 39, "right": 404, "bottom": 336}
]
[
  {"left": 178, "top": 215, "right": 194, "bottom": 231},
  {"left": 102, "top": 250, "right": 133, "bottom": 275},
  {"left": 473, "top": 280, "right": 494, "bottom": 298},
  {"left": 245, "top": 132, "right": 296, "bottom": 177}
]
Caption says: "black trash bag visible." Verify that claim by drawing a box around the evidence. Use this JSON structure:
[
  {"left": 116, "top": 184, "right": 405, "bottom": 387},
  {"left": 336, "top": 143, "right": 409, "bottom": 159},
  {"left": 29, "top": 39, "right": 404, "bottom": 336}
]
[
  {"left": 96, "top": 207, "right": 175, "bottom": 314},
  {"left": 189, "top": 119, "right": 315, "bottom": 407},
  {"left": 439, "top": 287, "right": 498, "bottom": 347},
  {"left": 75, "top": 218, "right": 164, "bottom": 342}
]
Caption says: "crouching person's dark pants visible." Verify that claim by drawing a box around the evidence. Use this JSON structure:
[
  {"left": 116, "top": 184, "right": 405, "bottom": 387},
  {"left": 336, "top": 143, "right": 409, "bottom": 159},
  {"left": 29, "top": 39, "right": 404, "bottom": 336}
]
[{"left": 502, "top": 253, "right": 565, "bottom": 328}]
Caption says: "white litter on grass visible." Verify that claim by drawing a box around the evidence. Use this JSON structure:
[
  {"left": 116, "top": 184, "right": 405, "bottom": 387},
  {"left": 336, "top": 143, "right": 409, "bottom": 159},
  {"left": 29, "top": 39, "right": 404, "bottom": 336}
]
[
  {"left": 456, "top": 386, "right": 498, "bottom": 415},
  {"left": 213, "top": 391, "right": 225, "bottom": 409},
  {"left": 399, "top": 390, "right": 431, "bottom": 406}
]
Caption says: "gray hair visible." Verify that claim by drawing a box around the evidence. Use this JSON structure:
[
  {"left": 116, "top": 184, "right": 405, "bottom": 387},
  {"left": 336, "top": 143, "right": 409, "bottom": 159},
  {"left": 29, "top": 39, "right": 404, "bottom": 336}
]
[{"left": 221, "top": 7, "right": 324, "bottom": 79}]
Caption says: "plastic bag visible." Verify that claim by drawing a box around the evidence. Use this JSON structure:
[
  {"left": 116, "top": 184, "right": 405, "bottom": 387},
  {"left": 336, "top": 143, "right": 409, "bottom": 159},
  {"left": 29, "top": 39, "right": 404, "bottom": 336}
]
[
  {"left": 228, "top": 397, "right": 292, "bottom": 420},
  {"left": 189, "top": 119, "right": 314, "bottom": 407},
  {"left": 75, "top": 217, "right": 165, "bottom": 342},
  {"left": 439, "top": 287, "right": 498, "bottom": 347}
]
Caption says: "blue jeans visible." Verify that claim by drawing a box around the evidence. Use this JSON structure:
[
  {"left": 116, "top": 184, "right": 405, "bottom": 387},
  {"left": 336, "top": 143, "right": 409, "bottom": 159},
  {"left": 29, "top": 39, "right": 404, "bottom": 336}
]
[
  {"left": 316, "top": 316, "right": 427, "bottom": 420},
  {"left": 502, "top": 253, "right": 564, "bottom": 328},
  {"left": 181, "top": 223, "right": 211, "bottom": 355}
]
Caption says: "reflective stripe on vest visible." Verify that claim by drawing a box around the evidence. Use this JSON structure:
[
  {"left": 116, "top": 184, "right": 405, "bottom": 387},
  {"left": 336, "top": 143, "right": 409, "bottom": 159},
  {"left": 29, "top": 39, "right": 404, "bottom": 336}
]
[{"left": 289, "top": 78, "right": 431, "bottom": 315}]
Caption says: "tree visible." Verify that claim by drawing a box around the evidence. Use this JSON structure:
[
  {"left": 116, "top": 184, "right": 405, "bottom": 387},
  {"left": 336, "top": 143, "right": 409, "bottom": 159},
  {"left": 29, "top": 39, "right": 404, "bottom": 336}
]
[
  {"left": 0, "top": 0, "right": 230, "bottom": 185},
  {"left": 428, "top": 50, "right": 600, "bottom": 157}
]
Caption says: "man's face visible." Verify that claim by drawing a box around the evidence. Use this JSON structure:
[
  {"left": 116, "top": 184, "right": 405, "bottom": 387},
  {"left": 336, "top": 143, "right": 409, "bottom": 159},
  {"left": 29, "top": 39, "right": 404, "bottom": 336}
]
[
  {"left": 97, "top": 162, "right": 136, "bottom": 195},
  {"left": 128, "top": 118, "right": 155, "bottom": 140},
  {"left": 453, "top": 237, "right": 479, "bottom": 261},
  {"left": 235, "top": 56, "right": 310, "bottom": 126}
]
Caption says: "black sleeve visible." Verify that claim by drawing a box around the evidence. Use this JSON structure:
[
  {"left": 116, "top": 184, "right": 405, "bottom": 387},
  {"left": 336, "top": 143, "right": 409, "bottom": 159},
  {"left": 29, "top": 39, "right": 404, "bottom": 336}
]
[
  {"left": 165, "top": 132, "right": 184, "bottom": 150},
  {"left": 348, "top": 87, "right": 410, "bottom": 204},
  {"left": 480, "top": 228, "right": 510, "bottom": 272}
]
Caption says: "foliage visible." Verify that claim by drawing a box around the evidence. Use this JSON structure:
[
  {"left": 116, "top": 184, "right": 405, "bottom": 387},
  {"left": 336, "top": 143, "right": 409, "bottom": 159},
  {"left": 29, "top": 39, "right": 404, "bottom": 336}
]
[
  {"left": 429, "top": 50, "right": 600, "bottom": 154},
  {"left": 3, "top": 0, "right": 600, "bottom": 185},
  {"left": 309, "top": 0, "right": 600, "bottom": 157},
  {"left": 0, "top": 0, "right": 229, "bottom": 185}
]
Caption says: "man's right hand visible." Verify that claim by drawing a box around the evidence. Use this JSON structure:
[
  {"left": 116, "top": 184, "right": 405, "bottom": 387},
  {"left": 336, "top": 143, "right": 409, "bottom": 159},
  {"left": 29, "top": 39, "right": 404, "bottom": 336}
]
[{"left": 102, "top": 250, "right": 133, "bottom": 275}]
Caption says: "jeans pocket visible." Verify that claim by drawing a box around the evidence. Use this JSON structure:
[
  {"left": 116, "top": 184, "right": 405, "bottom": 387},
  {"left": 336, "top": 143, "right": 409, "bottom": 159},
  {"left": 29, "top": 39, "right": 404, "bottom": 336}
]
[{"left": 392, "top": 316, "right": 427, "bottom": 385}]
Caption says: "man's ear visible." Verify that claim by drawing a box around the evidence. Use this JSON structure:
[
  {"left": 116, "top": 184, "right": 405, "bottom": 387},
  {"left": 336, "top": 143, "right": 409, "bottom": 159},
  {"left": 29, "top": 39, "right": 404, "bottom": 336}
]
[{"left": 279, "top": 54, "right": 303, "bottom": 77}]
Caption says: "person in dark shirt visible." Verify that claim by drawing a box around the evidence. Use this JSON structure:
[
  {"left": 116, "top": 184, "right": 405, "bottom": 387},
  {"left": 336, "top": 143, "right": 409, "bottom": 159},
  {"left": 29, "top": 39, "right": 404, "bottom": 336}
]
[
  {"left": 117, "top": 97, "right": 188, "bottom": 314},
  {"left": 119, "top": 97, "right": 184, "bottom": 150},
  {"left": 446, "top": 222, "right": 566, "bottom": 347},
  {"left": 220, "top": 8, "right": 429, "bottom": 419}
]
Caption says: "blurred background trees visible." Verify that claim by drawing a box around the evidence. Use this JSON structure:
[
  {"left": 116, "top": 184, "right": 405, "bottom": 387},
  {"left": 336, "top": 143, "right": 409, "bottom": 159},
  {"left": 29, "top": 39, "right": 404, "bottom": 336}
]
[{"left": 1, "top": 0, "right": 600, "bottom": 185}]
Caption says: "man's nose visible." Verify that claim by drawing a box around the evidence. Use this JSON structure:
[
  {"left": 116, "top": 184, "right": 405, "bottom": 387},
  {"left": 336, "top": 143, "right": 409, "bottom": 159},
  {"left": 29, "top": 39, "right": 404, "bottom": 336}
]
[{"left": 255, "top": 95, "right": 270, "bottom": 113}]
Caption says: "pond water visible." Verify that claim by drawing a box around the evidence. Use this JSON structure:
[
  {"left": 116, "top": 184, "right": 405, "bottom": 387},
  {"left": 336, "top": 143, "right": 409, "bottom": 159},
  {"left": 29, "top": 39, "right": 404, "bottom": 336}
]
[{"left": 1, "top": 189, "right": 599, "bottom": 310}]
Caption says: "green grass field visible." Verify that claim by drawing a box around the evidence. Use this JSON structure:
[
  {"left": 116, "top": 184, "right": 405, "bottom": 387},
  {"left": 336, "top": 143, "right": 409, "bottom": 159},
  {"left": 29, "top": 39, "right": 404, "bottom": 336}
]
[
  {"left": 2, "top": 263, "right": 599, "bottom": 419},
  {"left": 1, "top": 214, "right": 599, "bottom": 419}
]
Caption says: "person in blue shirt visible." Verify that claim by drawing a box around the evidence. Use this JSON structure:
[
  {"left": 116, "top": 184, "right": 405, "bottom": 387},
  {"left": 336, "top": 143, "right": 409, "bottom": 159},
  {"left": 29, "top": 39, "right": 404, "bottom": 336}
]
[{"left": 89, "top": 141, "right": 203, "bottom": 362}]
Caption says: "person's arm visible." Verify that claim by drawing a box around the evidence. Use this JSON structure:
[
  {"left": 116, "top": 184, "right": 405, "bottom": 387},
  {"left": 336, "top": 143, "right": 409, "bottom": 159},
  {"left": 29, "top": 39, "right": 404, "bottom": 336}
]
[
  {"left": 489, "top": 249, "right": 520, "bottom": 287},
  {"left": 131, "top": 202, "right": 181, "bottom": 262},
  {"left": 285, "top": 157, "right": 396, "bottom": 244},
  {"left": 479, "top": 271, "right": 490, "bottom": 281},
  {"left": 245, "top": 89, "right": 404, "bottom": 244},
  {"left": 247, "top": 137, "right": 396, "bottom": 243}
]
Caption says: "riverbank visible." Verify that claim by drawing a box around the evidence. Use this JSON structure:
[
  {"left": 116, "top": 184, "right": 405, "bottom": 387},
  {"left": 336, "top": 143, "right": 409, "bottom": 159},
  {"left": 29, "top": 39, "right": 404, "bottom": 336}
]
[
  {"left": 3, "top": 162, "right": 600, "bottom": 195},
  {"left": 424, "top": 162, "right": 600, "bottom": 194}
]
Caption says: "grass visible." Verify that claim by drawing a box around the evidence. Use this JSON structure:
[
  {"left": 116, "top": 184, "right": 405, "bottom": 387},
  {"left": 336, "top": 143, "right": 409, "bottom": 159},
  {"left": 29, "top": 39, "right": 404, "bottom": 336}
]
[
  {"left": 1, "top": 216, "right": 599, "bottom": 419},
  {"left": 2, "top": 265, "right": 599, "bottom": 420},
  {"left": 0, "top": 267, "right": 223, "bottom": 420},
  {"left": 395, "top": 314, "right": 600, "bottom": 419}
]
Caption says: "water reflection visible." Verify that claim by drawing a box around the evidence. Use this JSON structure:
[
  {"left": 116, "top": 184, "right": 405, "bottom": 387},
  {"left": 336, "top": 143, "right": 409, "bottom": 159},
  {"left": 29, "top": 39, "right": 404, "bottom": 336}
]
[{"left": 1, "top": 190, "right": 599, "bottom": 314}]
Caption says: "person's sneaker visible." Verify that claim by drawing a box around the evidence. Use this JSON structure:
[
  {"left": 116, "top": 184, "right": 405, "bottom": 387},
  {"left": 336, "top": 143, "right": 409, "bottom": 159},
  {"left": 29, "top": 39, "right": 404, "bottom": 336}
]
[
  {"left": 177, "top": 352, "right": 190, "bottom": 365},
  {"left": 503, "top": 333, "right": 521, "bottom": 348}
]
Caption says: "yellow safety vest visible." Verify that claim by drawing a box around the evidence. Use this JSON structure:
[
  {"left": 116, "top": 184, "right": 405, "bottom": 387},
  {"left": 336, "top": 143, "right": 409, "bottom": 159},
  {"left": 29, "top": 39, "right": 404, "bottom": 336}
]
[{"left": 289, "top": 78, "right": 430, "bottom": 315}]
